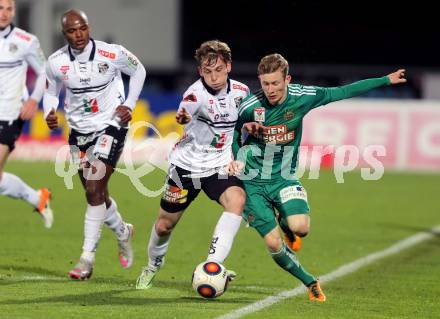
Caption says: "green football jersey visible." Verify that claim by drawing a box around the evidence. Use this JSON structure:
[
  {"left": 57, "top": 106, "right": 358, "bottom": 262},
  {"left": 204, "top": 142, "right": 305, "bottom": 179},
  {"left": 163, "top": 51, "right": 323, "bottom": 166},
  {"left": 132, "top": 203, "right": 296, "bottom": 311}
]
[{"left": 232, "top": 76, "right": 390, "bottom": 183}]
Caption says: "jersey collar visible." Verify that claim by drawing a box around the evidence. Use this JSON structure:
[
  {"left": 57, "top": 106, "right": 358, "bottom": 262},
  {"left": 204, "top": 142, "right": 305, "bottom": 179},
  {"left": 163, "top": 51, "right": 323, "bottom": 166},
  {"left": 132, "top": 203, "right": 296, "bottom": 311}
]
[
  {"left": 68, "top": 38, "right": 96, "bottom": 62},
  {"left": 201, "top": 77, "right": 231, "bottom": 96},
  {"left": 1, "top": 24, "right": 14, "bottom": 39}
]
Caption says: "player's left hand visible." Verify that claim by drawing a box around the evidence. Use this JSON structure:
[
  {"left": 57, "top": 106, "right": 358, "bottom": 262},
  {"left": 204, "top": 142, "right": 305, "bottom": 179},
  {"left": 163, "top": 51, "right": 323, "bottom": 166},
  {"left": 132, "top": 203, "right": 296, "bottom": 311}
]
[
  {"left": 226, "top": 160, "right": 245, "bottom": 176},
  {"left": 20, "top": 98, "right": 38, "bottom": 120},
  {"left": 388, "top": 69, "right": 407, "bottom": 84},
  {"left": 115, "top": 105, "right": 132, "bottom": 124}
]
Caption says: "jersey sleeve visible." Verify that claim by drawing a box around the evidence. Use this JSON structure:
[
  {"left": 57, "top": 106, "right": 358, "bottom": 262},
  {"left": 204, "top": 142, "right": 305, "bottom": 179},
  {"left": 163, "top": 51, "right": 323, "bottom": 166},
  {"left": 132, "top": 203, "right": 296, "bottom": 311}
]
[
  {"left": 42, "top": 62, "right": 62, "bottom": 117},
  {"left": 112, "top": 45, "right": 146, "bottom": 109},
  {"left": 25, "top": 37, "right": 46, "bottom": 102},
  {"left": 178, "top": 89, "right": 201, "bottom": 117},
  {"left": 112, "top": 45, "right": 143, "bottom": 76},
  {"left": 304, "top": 76, "right": 391, "bottom": 111},
  {"left": 25, "top": 37, "right": 46, "bottom": 75}
]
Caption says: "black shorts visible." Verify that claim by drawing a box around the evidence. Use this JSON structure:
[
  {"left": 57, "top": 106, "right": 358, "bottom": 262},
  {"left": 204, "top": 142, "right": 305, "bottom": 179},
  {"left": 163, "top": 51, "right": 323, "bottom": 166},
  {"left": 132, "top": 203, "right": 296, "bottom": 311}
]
[
  {"left": 160, "top": 165, "right": 244, "bottom": 213},
  {"left": 68, "top": 125, "right": 128, "bottom": 168},
  {"left": 0, "top": 119, "right": 24, "bottom": 151}
]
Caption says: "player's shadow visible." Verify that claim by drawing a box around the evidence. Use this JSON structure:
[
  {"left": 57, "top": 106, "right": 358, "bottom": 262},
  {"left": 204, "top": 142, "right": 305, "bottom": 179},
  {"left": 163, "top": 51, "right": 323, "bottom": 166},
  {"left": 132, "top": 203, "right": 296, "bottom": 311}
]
[
  {"left": 0, "top": 264, "right": 138, "bottom": 287},
  {"left": 0, "top": 287, "right": 254, "bottom": 306},
  {"left": 0, "top": 264, "right": 65, "bottom": 286}
]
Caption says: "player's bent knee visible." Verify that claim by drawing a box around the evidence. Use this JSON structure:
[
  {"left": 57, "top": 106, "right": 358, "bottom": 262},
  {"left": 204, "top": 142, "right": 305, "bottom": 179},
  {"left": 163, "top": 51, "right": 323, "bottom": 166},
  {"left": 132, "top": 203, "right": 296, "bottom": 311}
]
[
  {"left": 155, "top": 219, "right": 177, "bottom": 236},
  {"left": 264, "top": 233, "right": 283, "bottom": 252},
  {"left": 222, "top": 187, "right": 246, "bottom": 213}
]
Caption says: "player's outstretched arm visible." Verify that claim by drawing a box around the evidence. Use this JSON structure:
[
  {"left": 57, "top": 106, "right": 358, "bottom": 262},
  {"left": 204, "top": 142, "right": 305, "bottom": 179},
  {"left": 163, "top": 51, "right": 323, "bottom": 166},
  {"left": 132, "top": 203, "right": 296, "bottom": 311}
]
[
  {"left": 387, "top": 69, "right": 407, "bottom": 85},
  {"left": 311, "top": 68, "right": 407, "bottom": 108}
]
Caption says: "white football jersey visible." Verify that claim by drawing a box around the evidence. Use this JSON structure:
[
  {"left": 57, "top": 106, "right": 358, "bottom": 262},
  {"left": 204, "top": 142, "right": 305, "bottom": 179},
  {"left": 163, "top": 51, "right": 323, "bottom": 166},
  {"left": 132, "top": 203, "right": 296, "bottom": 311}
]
[
  {"left": 44, "top": 39, "right": 144, "bottom": 133},
  {"left": 169, "top": 78, "right": 249, "bottom": 174},
  {"left": 0, "top": 25, "right": 45, "bottom": 121}
]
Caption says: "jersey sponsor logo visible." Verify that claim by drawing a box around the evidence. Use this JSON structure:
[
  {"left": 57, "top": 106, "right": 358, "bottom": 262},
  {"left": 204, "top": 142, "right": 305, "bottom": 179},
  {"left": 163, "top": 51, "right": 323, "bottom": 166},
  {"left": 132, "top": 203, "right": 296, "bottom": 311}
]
[
  {"left": 234, "top": 96, "right": 243, "bottom": 108},
  {"left": 232, "top": 83, "right": 248, "bottom": 92},
  {"left": 82, "top": 98, "right": 99, "bottom": 113},
  {"left": 80, "top": 77, "right": 92, "bottom": 85},
  {"left": 97, "top": 49, "right": 116, "bottom": 59},
  {"left": 210, "top": 133, "right": 227, "bottom": 149},
  {"left": 260, "top": 124, "right": 295, "bottom": 144},
  {"left": 60, "top": 65, "right": 70, "bottom": 74},
  {"left": 98, "top": 62, "right": 109, "bottom": 74},
  {"left": 162, "top": 185, "right": 188, "bottom": 204},
  {"left": 9, "top": 43, "right": 18, "bottom": 53},
  {"left": 127, "top": 55, "right": 138, "bottom": 69},
  {"left": 214, "top": 113, "right": 229, "bottom": 121},
  {"left": 254, "top": 107, "right": 265, "bottom": 122},
  {"left": 14, "top": 31, "right": 31, "bottom": 42},
  {"left": 279, "top": 185, "right": 308, "bottom": 204},
  {"left": 183, "top": 93, "right": 197, "bottom": 102},
  {"left": 284, "top": 110, "right": 294, "bottom": 120}
]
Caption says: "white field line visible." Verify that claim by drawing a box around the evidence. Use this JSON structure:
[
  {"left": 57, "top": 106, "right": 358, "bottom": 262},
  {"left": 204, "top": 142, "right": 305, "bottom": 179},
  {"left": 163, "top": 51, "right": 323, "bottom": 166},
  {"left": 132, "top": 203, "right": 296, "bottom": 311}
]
[{"left": 217, "top": 224, "right": 440, "bottom": 319}]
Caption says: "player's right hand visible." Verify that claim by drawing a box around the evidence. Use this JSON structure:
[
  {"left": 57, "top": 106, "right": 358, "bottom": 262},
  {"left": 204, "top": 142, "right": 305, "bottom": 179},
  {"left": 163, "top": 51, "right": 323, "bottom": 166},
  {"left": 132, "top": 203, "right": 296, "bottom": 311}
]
[
  {"left": 243, "top": 122, "right": 266, "bottom": 137},
  {"left": 45, "top": 109, "right": 59, "bottom": 130},
  {"left": 176, "top": 107, "right": 192, "bottom": 124}
]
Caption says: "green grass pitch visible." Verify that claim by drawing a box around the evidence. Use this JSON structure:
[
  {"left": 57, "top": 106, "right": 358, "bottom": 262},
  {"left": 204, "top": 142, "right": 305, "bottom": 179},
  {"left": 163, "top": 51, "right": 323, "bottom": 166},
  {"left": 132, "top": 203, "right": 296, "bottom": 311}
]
[{"left": 1, "top": 161, "right": 439, "bottom": 318}]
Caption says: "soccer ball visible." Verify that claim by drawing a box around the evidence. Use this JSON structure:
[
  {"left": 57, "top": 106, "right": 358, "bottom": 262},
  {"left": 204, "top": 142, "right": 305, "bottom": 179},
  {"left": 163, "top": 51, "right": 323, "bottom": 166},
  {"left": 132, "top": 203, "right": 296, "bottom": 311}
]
[{"left": 192, "top": 261, "right": 229, "bottom": 299}]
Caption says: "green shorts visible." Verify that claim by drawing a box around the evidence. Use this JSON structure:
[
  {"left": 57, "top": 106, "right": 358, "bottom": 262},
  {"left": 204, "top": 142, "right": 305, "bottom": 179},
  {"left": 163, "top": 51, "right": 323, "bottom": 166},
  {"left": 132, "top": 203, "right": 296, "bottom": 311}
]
[{"left": 242, "top": 179, "right": 310, "bottom": 237}]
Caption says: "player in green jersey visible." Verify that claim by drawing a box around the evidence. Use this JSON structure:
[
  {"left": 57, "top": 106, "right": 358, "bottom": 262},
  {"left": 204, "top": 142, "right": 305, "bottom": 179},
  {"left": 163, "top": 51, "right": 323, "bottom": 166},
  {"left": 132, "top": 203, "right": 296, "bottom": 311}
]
[{"left": 231, "top": 53, "right": 406, "bottom": 301}]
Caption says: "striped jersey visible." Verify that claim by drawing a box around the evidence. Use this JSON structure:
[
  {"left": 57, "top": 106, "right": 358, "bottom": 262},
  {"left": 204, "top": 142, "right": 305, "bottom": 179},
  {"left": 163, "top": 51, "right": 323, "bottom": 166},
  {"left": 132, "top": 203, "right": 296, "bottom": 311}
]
[
  {"left": 44, "top": 39, "right": 143, "bottom": 133},
  {"left": 0, "top": 25, "right": 45, "bottom": 121},
  {"left": 233, "top": 77, "right": 390, "bottom": 182},
  {"left": 169, "top": 78, "right": 249, "bottom": 174}
]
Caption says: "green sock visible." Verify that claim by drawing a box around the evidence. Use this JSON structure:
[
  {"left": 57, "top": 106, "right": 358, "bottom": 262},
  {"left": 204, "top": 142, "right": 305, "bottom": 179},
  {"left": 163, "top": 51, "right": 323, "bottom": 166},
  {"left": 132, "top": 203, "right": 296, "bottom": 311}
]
[
  {"left": 278, "top": 217, "right": 290, "bottom": 234},
  {"left": 271, "top": 243, "right": 316, "bottom": 286}
]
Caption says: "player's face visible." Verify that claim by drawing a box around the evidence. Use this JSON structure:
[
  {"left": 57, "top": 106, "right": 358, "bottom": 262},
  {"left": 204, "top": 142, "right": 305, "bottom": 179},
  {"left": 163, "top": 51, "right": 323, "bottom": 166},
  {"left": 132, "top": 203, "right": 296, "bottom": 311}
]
[
  {"left": 62, "top": 18, "right": 90, "bottom": 50},
  {"left": 0, "top": 0, "right": 15, "bottom": 30},
  {"left": 259, "top": 70, "right": 291, "bottom": 105},
  {"left": 198, "top": 57, "right": 231, "bottom": 91}
]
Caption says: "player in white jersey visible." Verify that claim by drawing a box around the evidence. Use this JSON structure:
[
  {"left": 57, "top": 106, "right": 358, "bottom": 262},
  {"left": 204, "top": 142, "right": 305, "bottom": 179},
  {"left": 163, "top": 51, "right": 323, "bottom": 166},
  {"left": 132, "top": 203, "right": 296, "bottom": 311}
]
[
  {"left": 136, "top": 40, "right": 248, "bottom": 290},
  {"left": 0, "top": 0, "right": 53, "bottom": 228},
  {"left": 43, "top": 9, "right": 146, "bottom": 280}
]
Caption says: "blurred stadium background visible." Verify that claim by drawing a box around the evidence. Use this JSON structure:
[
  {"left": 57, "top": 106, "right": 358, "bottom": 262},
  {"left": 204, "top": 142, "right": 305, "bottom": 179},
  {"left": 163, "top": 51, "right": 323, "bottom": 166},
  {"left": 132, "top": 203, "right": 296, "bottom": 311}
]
[
  {"left": 1, "top": 1, "right": 439, "bottom": 318},
  {"left": 11, "top": 0, "right": 440, "bottom": 172}
]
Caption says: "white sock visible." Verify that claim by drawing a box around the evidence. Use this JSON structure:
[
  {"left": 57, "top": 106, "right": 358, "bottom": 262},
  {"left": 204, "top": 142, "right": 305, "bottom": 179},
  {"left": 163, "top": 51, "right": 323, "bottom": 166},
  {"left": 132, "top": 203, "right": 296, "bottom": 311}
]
[
  {"left": 104, "top": 198, "right": 127, "bottom": 240},
  {"left": 207, "top": 212, "right": 242, "bottom": 263},
  {"left": 147, "top": 224, "right": 171, "bottom": 271},
  {"left": 80, "top": 251, "right": 96, "bottom": 264},
  {"left": 0, "top": 172, "right": 40, "bottom": 208},
  {"left": 82, "top": 203, "right": 106, "bottom": 254}
]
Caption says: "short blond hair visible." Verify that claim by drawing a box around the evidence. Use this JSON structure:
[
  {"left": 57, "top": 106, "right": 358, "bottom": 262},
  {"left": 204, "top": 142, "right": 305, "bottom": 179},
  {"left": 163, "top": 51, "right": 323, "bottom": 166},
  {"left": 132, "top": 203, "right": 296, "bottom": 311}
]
[
  {"left": 257, "top": 53, "right": 289, "bottom": 77},
  {"left": 194, "top": 40, "right": 232, "bottom": 66}
]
